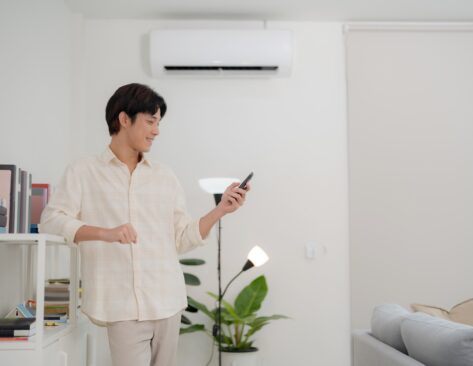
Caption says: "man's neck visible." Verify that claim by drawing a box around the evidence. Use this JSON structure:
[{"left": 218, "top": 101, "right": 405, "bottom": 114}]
[{"left": 109, "top": 138, "right": 141, "bottom": 173}]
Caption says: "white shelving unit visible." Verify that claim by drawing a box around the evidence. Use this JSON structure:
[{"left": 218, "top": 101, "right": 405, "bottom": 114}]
[{"left": 0, "top": 234, "right": 94, "bottom": 366}]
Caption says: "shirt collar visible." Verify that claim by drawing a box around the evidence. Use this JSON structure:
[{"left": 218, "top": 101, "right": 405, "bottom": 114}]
[{"left": 101, "top": 146, "right": 153, "bottom": 167}]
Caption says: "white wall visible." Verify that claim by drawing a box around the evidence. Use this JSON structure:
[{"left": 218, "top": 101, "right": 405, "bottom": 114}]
[
  {"left": 79, "top": 19, "right": 350, "bottom": 366},
  {"left": 346, "top": 25, "right": 473, "bottom": 329},
  {"left": 0, "top": 0, "right": 73, "bottom": 317},
  {"left": 0, "top": 0, "right": 73, "bottom": 183}
]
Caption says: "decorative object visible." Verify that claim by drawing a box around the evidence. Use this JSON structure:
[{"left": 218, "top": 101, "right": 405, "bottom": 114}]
[
  {"left": 188, "top": 273, "right": 288, "bottom": 363},
  {"left": 411, "top": 298, "right": 473, "bottom": 326}
]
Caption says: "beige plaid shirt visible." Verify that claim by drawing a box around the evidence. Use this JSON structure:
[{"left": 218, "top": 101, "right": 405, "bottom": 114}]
[{"left": 40, "top": 147, "right": 206, "bottom": 323}]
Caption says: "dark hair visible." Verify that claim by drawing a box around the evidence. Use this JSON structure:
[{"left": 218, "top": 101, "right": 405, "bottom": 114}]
[{"left": 105, "top": 83, "right": 167, "bottom": 135}]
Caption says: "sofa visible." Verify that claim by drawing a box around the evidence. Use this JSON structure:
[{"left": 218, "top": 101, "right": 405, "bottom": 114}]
[{"left": 352, "top": 304, "right": 473, "bottom": 366}]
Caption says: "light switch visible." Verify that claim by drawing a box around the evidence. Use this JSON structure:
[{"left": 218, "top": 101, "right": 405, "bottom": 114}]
[
  {"left": 305, "top": 241, "right": 326, "bottom": 259},
  {"left": 306, "top": 241, "right": 316, "bottom": 259}
]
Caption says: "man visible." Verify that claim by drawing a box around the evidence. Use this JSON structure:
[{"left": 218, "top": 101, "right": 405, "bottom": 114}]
[{"left": 40, "top": 83, "right": 249, "bottom": 366}]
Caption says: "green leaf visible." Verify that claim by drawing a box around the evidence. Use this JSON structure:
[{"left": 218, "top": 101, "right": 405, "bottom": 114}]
[
  {"left": 181, "top": 314, "right": 192, "bottom": 325},
  {"left": 185, "top": 304, "right": 198, "bottom": 313},
  {"left": 187, "top": 296, "right": 214, "bottom": 320},
  {"left": 184, "top": 273, "right": 201, "bottom": 286},
  {"left": 180, "top": 324, "right": 205, "bottom": 335},
  {"left": 207, "top": 292, "right": 242, "bottom": 322},
  {"left": 245, "top": 315, "right": 289, "bottom": 339},
  {"left": 215, "top": 333, "right": 233, "bottom": 346},
  {"left": 180, "top": 258, "right": 205, "bottom": 266},
  {"left": 234, "top": 275, "right": 268, "bottom": 318}
]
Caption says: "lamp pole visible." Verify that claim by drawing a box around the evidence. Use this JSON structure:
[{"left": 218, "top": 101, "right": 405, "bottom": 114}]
[
  {"left": 217, "top": 217, "right": 223, "bottom": 366},
  {"left": 211, "top": 193, "right": 223, "bottom": 366}
]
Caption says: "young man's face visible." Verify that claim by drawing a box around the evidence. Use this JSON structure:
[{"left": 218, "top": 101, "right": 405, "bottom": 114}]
[{"left": 125, "top": 110, "right": 161, "bottom": 153}]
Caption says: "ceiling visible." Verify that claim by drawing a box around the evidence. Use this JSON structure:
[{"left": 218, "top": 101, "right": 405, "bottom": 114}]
[{"left": 66, "top": 0, "right": 473, "bottom": 21}]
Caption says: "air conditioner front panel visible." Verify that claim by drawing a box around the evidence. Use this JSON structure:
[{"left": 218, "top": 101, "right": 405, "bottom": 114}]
[{"left": 150, "top": 30, "right": 293, "bottom": 77}]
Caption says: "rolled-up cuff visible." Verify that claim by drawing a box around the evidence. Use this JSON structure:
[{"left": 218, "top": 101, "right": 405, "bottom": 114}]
[
  {"left": 64, "top": 219, "right": 86, "bottom": 246},
  {"left": 190, "top": 219, "right": 207, "bottom": 247}
]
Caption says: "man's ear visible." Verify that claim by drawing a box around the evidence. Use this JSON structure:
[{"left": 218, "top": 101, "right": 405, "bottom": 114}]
[{"left": 118, "top": 111, "right": 130, "bottom": 129}]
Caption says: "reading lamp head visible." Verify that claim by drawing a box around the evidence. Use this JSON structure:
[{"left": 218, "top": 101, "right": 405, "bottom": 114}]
[
  {"left": 199, "top": 177, "right": 239, "bottom": 205},
  {"left": 198, "top": 177, "right": 239, "bottom": 194},
  {"left": 242, "top": 246, "right": 269, "bottom": 271}
]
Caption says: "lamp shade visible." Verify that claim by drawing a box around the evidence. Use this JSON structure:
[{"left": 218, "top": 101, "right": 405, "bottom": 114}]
[
  {"left": 198, "top": 177, "right": 239, "bottom": 194},
  {"left": 247, "top": 245, "right": 269, "bottom": 267}
]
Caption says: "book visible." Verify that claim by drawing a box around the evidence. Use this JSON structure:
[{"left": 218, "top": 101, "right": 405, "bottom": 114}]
[
  {"left": 18, "top": 170, "right": 32, "bottom": 233},
  {"left": 0, "top": 165, "right": 22, "bottom": 233},
  {"left": 27, "top": 300, "right": 69, "bottom": 315},
  {"left": 44, "top": 314, "right": 67, "bottom": 322},
  {"left": 0, "top": 337, "right": 29, "bottom": 341},
  {"left": 0, "top": 328, "right": 36, "bottom": 337},
  {"left": 30, "top": 183, "right": 50, "bottom": 229},
  {"left": 0, "top": 318, "right": 36, "bottom": 329},
  {"left": 0, "top": 318, "right": 36, "bottom": 337},
  {"left": 47, "top": 278, "right": 70, "bottom": 285}
]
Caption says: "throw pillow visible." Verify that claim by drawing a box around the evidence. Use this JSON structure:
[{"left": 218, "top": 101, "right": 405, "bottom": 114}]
[
  {"left": 401, "top": 312, "right": 473, "bottom": 366},
  {"left": 410, "top": 303, "right": 450, "bottom": 319},
  {"left": 411, "top": 298, "right": 473, "bottom": 326},
  {"left": 371, "top": 304, "right": 410, "bottom": 354}
]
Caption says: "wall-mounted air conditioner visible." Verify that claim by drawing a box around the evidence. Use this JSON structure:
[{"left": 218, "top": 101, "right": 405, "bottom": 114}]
[{"left": 149, "top": 29, "right": 293, "bottom": 78}]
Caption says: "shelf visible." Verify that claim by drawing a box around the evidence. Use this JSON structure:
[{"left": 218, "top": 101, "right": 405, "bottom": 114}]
[
  {"left": 0, "top": 323, "right": 74, "bottom": 350},
  {"left": 0, "top": 234, "right": 66, "bottom": 246},
  {"left": 0, "top": 233, "right": 79, "bottom": 359}
]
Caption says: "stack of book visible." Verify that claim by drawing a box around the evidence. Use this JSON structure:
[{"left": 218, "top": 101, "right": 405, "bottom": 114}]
[
  {"left": 0, "top": 318, "right": 36, "bottom": 340},
  {"left": 0, "top": 164, "right": 50, "bottom": 234},
  {"left": 44, "top": 279, "right": 70, "bottom": 316}
]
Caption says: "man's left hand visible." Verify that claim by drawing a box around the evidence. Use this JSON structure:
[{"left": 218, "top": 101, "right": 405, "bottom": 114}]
[{"left": 217, "top": 182, "right": 250, "bottom": 215}]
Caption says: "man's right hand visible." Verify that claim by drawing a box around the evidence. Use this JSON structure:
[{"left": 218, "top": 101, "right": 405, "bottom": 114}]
[
  {"left": 74, "top": 223, "right": 138, "bottom": 244},
  {"left": 101, "top": 223, "right": 138, "bottom": 244}
]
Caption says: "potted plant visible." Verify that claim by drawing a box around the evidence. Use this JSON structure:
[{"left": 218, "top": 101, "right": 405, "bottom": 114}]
[{"left": 186, "top": 275, "right": 288, "bottom": 365}]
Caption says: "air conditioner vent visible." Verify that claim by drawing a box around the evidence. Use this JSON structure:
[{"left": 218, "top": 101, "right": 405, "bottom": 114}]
[{"left": 164, "top": 66, "right": 278, "bottom": 71}]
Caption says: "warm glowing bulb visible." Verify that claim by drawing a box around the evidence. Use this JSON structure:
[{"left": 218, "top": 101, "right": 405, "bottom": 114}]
[
  {"left": 198, "top": 177, "right": 239, "bottom": 194},
  {"left": 247, "top": 246, "right": 269, "bottom": 267}
]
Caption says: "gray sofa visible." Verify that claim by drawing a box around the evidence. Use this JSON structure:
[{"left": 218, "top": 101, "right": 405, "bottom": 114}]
[
  {"left": 352, "top": 304, "right": 473, "bottom": 366},
  {"left": 353, "top": 330, "right": 425, "bottom": 366}
]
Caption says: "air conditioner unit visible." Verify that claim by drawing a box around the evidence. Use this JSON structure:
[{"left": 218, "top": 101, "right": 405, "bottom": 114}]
[{"left": 149, "top": 29, "right": 293, "bottom": 78}]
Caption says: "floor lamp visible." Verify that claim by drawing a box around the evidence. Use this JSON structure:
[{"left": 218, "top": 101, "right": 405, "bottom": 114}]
[
  {"left": 199, "top": 178, "right": 238, "bottom": 365},
  {"left": 199, "top": 178, "right": 269, "bottom": 366}
]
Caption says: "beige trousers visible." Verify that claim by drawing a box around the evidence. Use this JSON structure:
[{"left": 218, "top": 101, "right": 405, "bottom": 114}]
[{"left": 106, "top": 312, "right": 182, "bottom": 366}]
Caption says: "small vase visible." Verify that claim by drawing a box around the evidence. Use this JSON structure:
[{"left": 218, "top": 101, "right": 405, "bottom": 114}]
[{"left": 221, "top": 347, "right": 259, "bottom": 366}]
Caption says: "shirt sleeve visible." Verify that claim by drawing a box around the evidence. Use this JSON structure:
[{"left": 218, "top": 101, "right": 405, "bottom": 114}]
[
  {"left": 39, "top": 163, "right": 86, "bottom": 245},
  {"left": 173, "top": 178, "right": 207, "bottom": 254}
]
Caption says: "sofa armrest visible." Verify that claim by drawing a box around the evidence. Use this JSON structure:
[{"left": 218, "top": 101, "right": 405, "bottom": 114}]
[{"left": 353, "top": 330, "right": 425, "bottom": 366}]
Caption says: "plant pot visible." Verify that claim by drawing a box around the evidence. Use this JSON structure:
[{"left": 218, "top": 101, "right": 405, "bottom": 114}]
[{"left": 221, "top": 347, "right": 260, "bottom": 366}]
